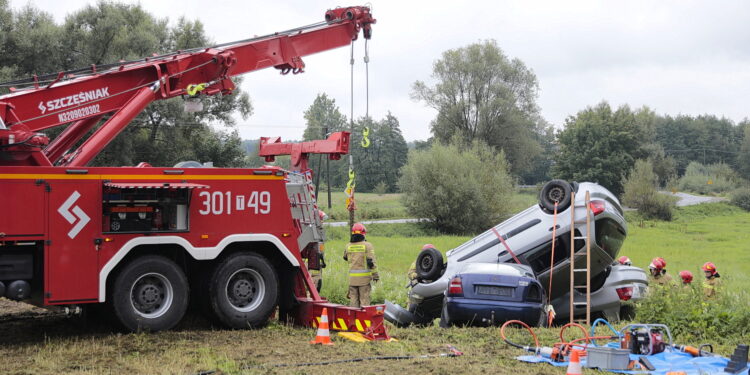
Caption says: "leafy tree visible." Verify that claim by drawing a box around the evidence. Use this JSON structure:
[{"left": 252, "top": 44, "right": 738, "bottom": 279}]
[
  {"left": 553, "top": 102, "right": 649, "bottom": 196},
  {"left": 0, "top": 2, "right": 251, "bottom": 167},
  {"left": 302, "top": 93, "right": 347, "bottom": 141},
  {"left": 621, "top": 159, "right": 673, "bottom": 220},
  {"left": 399, "top": 140, "right": 514, "bottom": 234},
  {"left": 736, "top": 121, "right": 750, "bottom": 180},
  {"left": 300, "top": 95, "right": 408, "bottom": 192},
  {"left": 412, "top": 40, "right": 543, "bottom": 176}
]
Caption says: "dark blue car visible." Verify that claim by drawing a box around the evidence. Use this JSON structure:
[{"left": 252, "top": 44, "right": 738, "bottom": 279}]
[{"left": 440, "top": 263, "right": 546, "bottom": 327}]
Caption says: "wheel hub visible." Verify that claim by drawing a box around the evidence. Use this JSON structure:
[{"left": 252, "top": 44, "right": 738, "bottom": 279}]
[
  {"left": 129, "top": 273, "right": 173, "bottom": 318},
  {"left": 420, "top": 257, "right": 433, "bottom": 270},
  {"left": 548, "top": 186, "right": 564, "bottom": 202},
  {"left": 225, "top": 268, "right": 265, "bottom": 312}
]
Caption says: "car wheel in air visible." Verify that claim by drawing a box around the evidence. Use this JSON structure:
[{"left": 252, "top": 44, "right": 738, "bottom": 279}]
[
  {"left": 539, "top": 179, "right": 573, "bottom": 212},
  {"left": 111, "top": 255, "right": 189, "bottom": 332},
  {"left": 416, "top": 248, "right": 444, "bottom": 281},
  {"left": 208, "top": 252, "right": 279, "bottom": 329}
]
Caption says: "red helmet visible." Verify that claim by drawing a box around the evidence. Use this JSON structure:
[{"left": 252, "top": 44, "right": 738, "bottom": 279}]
[
  {"left": 422, "top": 244, "right": 436, "bottom": 251},
  {"left": 351, "top": 222, "right": 366, "bottom": 235},
  {"left": 701, "top": 262, "right": 717, "bottom": 275},
  {"left": 679, "top": 270, "right": 693, "bottom": 284},
  {"left": 618, "top": 256, "right": 632, "bottom": 266},
  {"left": 649, "top": 257, "right": 666, "bottom": 270}
]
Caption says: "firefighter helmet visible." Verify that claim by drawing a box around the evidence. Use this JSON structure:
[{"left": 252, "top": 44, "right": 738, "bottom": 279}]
[
  {"left": 701, "top": 262, "right": 717, "bottom": 276},
  {"left": 649, "top": 257, "right": 666, "bottom": 270},
  {"left": 351, "top": 222, "right": 367, "bottom": 235},
  {"left": 421, "top": 243, "right": 436, "bottom": 251},
  {"left": 679, "top": 270, "right": 693, "bottom": 284},
  {"left": 618, "top": 256, "right": 632, "bottom": 266}
]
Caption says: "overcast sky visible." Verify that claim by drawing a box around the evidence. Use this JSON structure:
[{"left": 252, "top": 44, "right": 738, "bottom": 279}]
[{"left": 8, "top": 0, "right": 750, "bottom": 141}]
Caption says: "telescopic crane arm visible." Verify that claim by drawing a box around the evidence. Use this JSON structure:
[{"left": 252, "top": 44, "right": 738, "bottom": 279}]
[{"left": 0, "top": 6, "right": 374, "bottom": 167}]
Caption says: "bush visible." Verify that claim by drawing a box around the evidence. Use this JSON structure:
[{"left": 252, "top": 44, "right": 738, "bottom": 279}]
[
  {"left": 398, "top": 141, "right": 514, "bottom": 234},
  {"left": 636, "top": 284, "right": 750, "bottom": 348},
  {"left": 678, "top": 162, "right": 741, "bottom": 195},
  {"left": 622, "top": 160, "right": 674, "bottom": 220},
  {"left": 730, "top": 188, "right": 750, "bottom": 211},
  {"left": 372, "top": 181, "right": 389, "bottom": 195}
]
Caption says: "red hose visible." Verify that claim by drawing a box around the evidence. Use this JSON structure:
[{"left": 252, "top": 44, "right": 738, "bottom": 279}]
[{"left": 500, "top": 320, "right": 540, "bottom": 349}]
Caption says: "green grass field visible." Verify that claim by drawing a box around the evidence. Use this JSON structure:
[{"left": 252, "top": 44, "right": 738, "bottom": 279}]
[{"left": 1, "top": 201, "right": 747, "bottom": 375}]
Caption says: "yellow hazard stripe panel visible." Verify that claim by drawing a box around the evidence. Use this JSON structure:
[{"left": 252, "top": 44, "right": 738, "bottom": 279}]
[
  {"left": 337, "top": 318, "right": 348, "bottom": 331},
  {"left": 0, "top": 174, "right": 283, "bottom": 181},
  {"left": 355, "top": 319, "right": 364, "bottom": 332}
]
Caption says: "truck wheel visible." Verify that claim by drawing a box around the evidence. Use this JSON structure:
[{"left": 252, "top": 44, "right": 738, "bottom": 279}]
[
  {"left": 111, "top": 255, "right": 189, "bottom": 332},
  {"left": 208, "top": 252, "right": 278, "bottom": 329},
  {"left": 416, "top": 248, "right": 443, "bottom": 281},
  {"left": 539, "top": 179, "right": 573, "bottom": 213}
]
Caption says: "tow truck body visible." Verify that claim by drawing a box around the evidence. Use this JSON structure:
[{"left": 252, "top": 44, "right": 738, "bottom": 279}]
[{"left": 0, "top": 6, "right": 388, "bottom": 338}]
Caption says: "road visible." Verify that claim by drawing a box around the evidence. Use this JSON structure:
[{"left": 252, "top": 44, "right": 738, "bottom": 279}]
[{"left": 660, "top": 191, "right": 727, "bottom": 207}]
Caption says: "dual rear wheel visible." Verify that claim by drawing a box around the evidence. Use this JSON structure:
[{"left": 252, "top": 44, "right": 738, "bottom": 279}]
[{"left": 110, "top": 252, "right": 279, "bottom": 332}]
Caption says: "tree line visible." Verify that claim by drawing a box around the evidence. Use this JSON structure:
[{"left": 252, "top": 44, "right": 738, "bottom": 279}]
[{"left": 0, "top": 1, "right": 250, "bottom": 167}]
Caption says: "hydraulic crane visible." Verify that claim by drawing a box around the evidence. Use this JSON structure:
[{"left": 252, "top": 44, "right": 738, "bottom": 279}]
[{"left": 0, "top": 6, "right": 389, "bottom": 339}]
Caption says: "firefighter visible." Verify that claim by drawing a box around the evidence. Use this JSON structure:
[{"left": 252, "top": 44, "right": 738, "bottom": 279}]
[
  {"left": 343, "top": 223, "right": 379, "bottom": 308},
  {"left": 407, "top": 244, "right": 436, "bottom": 286},
  {"left": 678, "top": 270, "right": 693, "bottom": 288},
  {"left": 617, "top": 256, "right": 632, "bottom": 266},
  {"left": 701, "top": 262, "right": 721, "bottom": 298},
  {"left": 648, "top": 257, "right": 673, "bottom": 285}
]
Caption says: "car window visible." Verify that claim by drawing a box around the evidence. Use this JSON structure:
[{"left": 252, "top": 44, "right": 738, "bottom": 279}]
[
  {"left": 524, "top": 233, "right": 581, "bottom": 275},
  {"left": 595, "top": 219, "right": 626, "bottom": 258}
]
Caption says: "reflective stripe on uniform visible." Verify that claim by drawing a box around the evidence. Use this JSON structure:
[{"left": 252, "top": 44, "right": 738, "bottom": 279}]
[
  {"left": 347, "top": 244, "right": 366, "bottom": 252},
  {"left": 349, "top": 269, "right": 371, "bottom": 277}
]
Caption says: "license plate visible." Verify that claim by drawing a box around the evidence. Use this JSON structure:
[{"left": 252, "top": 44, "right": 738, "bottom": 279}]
[{"left": 475, "top": 285, "right": 513, "bottom": 297}]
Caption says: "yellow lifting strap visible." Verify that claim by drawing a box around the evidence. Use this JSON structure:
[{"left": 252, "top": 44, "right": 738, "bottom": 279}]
[{"left": 186, "top": 83, "right": 208, "bottom": 96}]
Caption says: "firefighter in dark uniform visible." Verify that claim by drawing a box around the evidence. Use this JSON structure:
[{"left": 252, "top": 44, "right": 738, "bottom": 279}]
[{"left": 343, "top": 223, "right": 378, "bottom": 307}]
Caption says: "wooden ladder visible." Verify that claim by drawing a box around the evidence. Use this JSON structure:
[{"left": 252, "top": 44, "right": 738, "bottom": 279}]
[{"left": 569, "top": 190, "right": 592, "bottom": 325}]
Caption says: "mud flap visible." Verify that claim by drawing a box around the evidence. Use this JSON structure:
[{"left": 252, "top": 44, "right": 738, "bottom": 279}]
[{"left": 384, "top": 300, "right": 414, "bottom": 327}]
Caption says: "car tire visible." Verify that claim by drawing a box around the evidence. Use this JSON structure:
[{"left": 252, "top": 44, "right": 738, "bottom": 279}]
[
  {"left": 536, "top": 310, "right": 548, "bottom": 327},
  {"left": 539, "top": 179, "right": 573, "bottom": 213},
  {"left": 416, "top": 248, "right": 443, "bottom": 281},
  {"left": 439, "top": 302, "right": 452, "bottom": 328},
  {"left": 207, "top": 252, "right": 279, "bottom": 329},
  {"left": 111, "top": 255, "right": 189, "bottom": 332}
]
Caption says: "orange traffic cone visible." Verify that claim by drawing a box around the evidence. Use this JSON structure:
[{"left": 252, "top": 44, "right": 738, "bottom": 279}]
[
  {"left": 566, "top": 349, "right": 583, "bottom": 375},
  {"left": 310, "top": 307, "right": 334, "bottom": 345}
]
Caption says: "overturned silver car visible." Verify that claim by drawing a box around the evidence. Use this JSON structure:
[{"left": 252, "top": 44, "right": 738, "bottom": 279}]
[{"left": 386, "top": 180, "right": 648, "bottom": 327}]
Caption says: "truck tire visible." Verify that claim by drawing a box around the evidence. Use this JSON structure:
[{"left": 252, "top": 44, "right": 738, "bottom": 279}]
[
  {"left": 416, "top": 248, "right": 443, "bottom": 281},
  {"left": 539, "top": 179, "right": 573, "bottom": 213},
  {"left": 208, "top": 252, "right": 278, "bottom": 329},
  {"left": 111, "top": 255, "right": 189, "bottom": 332}
]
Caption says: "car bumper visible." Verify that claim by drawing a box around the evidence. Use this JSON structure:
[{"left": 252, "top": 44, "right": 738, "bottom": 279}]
[{"left": 445, "top": 297, "right": 544, "bottom": 326}]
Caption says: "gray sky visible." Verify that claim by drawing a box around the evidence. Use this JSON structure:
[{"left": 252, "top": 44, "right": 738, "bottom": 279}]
[{"left": 9, "top": 0, "right": 750, "bottom": 141}]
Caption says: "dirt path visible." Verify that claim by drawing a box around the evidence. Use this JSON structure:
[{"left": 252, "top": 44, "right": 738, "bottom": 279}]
[{"left": 660, "top": 191, "right": 727, "bottom": 206}]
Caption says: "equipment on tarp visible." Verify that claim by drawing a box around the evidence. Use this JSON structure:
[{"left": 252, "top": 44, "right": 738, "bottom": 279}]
[
  {"left": 584, "top": 346, "right": 630, "bottom": 370},
  {"left": 619, "top": 324, "right": 673, "bottom": 355},
  {"left": 724, "top": 344, "right": 748, "bottom": 374}
]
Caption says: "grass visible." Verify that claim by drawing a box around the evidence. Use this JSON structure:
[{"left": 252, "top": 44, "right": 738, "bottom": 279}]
[
  {"left": 1, "top": 201, "right": 748, "bottom": 374},
  {"left": 621, "top": 203, "right": 750, "bottom": 293}
]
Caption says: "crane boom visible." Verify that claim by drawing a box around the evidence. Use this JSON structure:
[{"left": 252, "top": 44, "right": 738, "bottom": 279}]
[{"left": 0, "top": 6, "right": 374, "bottom": 167}]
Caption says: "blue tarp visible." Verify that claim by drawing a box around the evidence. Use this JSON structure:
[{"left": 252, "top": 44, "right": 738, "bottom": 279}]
[{"left": 517, "top": 343, "right": 738, "bottom": 375}]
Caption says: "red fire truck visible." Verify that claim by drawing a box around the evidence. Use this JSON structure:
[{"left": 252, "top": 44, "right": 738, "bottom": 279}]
[{"left": 0, "top": 6, "right": 388, "bottom": 338}]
